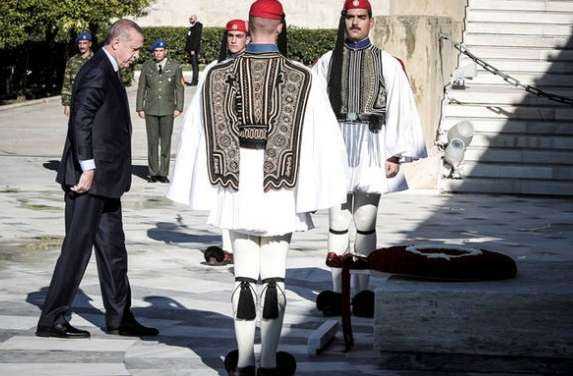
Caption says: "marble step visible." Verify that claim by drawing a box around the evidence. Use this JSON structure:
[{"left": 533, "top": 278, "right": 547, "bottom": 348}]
[
  {"left": 462, "top": 46, "right": 573, "bottom": 62},
  {"left": 464, "top": 58, "right": 573, "bottom": 75},
  {"left": 469, "top": 0, "right": 573, "bottom": 13},
  {"left": 445, "top": 104, "right": 573, "bottom": 121},
  {"left": 464, "top": 33, "right": 571, "bottom": 48},
  {"left": 440, "top": 176, "right": 573, "bottom": 194},
  {"left": 467, "top": 9, "right": 573, "bottom": 24},
  {"left": 466, "top": 22, "right": 573, "bottom": 36},
  {"left": 463, "top": 146, "right": 573, "bottom": 165},
  {"left": 467, "top": 133, "right": 573, "bottom": 151},
  {"left": 457, "top": 161, "right": 573, "bottom": 180},
  {"left": 448, "top": 85, "right": 573, "bottom": 106},
  {"left": 442, "top": 117, "right": 573, "bottom": 136},
  {"left": 469, "top": 70, "right": 573, "bottom": 88}
]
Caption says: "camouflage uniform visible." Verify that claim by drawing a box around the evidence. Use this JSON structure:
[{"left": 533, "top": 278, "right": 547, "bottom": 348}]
[{"left": 61, "top": 52, "right": 94, "bottom": 106}]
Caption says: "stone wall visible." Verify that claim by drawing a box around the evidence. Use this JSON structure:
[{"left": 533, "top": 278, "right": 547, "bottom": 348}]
[
  {"left": 386, "top": 0, "right": 467, "bottom": 19},
  {"left": 371, "top": 14, "right": 464, "bottom": 189}
]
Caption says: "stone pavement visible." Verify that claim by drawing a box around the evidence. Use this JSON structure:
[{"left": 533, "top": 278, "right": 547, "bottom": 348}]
[{"left": 0, "top": 90, "right": 572, "bottom": 375}]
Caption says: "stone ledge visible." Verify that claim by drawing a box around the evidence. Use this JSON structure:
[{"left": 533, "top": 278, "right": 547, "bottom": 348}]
[{"left": 374, "top": 261, "right": 573, "bottom": 372}]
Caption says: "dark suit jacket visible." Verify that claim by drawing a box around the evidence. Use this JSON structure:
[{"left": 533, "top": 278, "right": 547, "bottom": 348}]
[
  {"left": 185, "top": 22, "right": 203, "bottom": 54},
  {"left": 56, "top": 49, "right": 132, "bottom": 199}
]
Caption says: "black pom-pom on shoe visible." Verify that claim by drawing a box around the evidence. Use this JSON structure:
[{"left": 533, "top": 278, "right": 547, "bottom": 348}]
[
  {"left": 316, "top": 290, "right": 342, "bottom": 316},
  {"left": 351, "top": 290, "right": 375, "bottom": 318},
  {"left": 204, "top": 246, "right": 225, "bottom": 264},
  {"left": 258, "top": 351, "right": 296, "bottom": 375}
]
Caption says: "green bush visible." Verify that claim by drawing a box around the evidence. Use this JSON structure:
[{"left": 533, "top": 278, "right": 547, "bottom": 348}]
[
  {"left": 139, "top": 26, "right": 337, "bottom": 66},
  {"left": 0, "top": 26, "right": 338, "bottom": 101}
]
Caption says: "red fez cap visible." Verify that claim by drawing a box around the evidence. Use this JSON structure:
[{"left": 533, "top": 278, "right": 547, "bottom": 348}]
[
  {"left": 343, "top": 0, "right": 372, "bottom": 12},
  {"left": 249, "top": 0, "right": 285, "bottom": 20},
  {"left": 226, "top": 19, "right": 248, "bottom": 33}
]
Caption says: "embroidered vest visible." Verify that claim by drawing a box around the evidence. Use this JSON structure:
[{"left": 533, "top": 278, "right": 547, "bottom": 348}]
[
  {"left": 203, "top": 52, "right": 312, "bottom": 191},
  {"left": 340, "top": 45, "right": 387, "bottom": 118}
]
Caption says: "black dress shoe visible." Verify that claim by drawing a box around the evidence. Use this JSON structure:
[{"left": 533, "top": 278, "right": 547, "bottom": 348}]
[
  {"left": 108, "top": 317, "right": 159, "bottom": 337},
  {"left": 146, "top": 175, "right": 157, "bottom": 183},
  {"left": 157, "top": 176, "right": 170, "bottom": 183},
  {"left": 36, "top": 322, "right": 90, "bottom": 338}
]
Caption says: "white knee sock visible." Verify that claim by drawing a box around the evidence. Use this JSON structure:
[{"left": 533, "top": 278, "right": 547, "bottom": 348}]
[
  {"left": 353, "top": 231, "right": 376, "bottom": 292},
  {"left": 232, "top": 279, "right": 258, "bottom": 368},
  {"left": 352, "top": 192, "right": 380, "bottom": 294},
  {"left": 222, "top": 230, "right": 232, "bottom": 252},
  {"left": 259, "top": 280, "right": 286, "bottom": 368},
  {"left": 328, "top": 205, "right": 352, "bottom": 293},
  {"left": 229, "top": 231, "right": 260, "bottom": 369}
]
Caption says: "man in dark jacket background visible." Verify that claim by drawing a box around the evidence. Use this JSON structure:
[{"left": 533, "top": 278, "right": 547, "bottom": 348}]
[
  {"left": 184, "top": 14, "right": 203, "bottom": 86},
  {"left": 36, "top": 19, "right": 159, "bottom": 339}
]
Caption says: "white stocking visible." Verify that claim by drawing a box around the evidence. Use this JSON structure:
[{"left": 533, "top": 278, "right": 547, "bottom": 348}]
[
  {"left": 328, "top": 195, "right": 352, "bottom": 292},
  {"left": 352, "top": 192, "right": 380, "bottom": 293},
  {"left": 222, "top": 229, "right": 232, "bottom": 252},
  {"left": 259, "top": 234, "right": 290, "bottom": 369},
  {"left": 230, "top": 231, "right": 260, "bottom": 368}
]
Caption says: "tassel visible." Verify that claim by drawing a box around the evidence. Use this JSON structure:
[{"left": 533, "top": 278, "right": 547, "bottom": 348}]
[
  {"left": 262, "top": 278, "right": 284, "bottom": 320},
  {"left": 235, "top": 277, "right": 257, "bottom": 321}
]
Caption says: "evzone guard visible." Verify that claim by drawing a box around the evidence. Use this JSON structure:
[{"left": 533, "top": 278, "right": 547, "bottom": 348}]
[
  {"left": 313, "top": 0, "right": 427, "bottom": 318},
  {"left": 168, "top": 0, "right": 348, "bottom": 374},
  {"left": 198, "top": 19, "right": 250, "bottom": 266}
]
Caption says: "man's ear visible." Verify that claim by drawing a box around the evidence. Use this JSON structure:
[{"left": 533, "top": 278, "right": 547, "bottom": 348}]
[{"left": 276, "top": 22, "right": 284, "bottom": 35}]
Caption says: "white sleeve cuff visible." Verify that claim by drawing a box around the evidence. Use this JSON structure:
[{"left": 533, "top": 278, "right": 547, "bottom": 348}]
[{"left": 80, "top": 159, "right": 96, "bottom": 171}]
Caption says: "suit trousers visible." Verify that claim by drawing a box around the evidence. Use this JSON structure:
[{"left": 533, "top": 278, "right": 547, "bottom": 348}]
[
  {"left": 37, "top": 191, "right": 131, "bottom": 330},
  {"left": 189, "top": 53, "right": 199, "bottom": 85},
  {"left": 145, "top": 114, "right": 174, "bottom": 178}
]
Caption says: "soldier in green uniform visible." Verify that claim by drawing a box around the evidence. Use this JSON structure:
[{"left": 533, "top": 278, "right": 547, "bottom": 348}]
[
  {"left": 61, "top": 32, "right": 94, "bottom": 117},
  {"left": 136, "top": 39, "right": 185, "bottom": 183}
]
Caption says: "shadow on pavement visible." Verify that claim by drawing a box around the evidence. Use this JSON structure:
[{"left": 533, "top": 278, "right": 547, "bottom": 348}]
[
  {"left": 42, "top": 160, "right": 60, "bottom": 172},
  {"left": 132, "top": 164, "right": 149, "bottom": 181},
  {"left": 26, "top": 288, "right": 230, "bottom": 373}
]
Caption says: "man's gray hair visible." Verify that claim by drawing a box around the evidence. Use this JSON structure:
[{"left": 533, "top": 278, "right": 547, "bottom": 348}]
[{"left": 105, "top": 19, "right": 144, "bottom": 45}]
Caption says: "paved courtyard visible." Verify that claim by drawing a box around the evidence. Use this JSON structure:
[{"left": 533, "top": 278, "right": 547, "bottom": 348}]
[{"left": 0, "top": 89, "right": 571, "bottom": 375}]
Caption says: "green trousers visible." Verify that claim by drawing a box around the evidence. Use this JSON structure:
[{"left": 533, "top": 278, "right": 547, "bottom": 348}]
[{"left": 145, "top": 114, "right": 174, "bottom": 178}]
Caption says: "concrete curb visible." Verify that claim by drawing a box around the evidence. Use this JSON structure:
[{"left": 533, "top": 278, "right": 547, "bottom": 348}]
[
  {"left": 0, "top": 86, "right": 139, "bottom": 112},
  {"left": 0, "top": 96, "right": 61, "bottom": 111}
]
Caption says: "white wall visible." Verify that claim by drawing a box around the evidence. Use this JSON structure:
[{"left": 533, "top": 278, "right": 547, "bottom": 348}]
[{"left": 135, "top": 0, "right": 391, "bottom": 28}]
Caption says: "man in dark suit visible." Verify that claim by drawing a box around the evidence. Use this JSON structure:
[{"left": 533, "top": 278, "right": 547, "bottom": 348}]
[
  {"left": 36, "top": 19, "right": 159, "bottom": 339},
  {"left": 184, "top": 14, "right": 203, "bottom": 86}
]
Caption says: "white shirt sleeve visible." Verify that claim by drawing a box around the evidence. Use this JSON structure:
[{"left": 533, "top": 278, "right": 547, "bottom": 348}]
[{"left": 80, "top": 159, "right": 96, "bottom": 171}]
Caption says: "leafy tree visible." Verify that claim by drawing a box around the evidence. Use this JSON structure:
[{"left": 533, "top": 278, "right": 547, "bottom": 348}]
[{"left": 0, "top": 0, "right": 153, "bottom": 49}]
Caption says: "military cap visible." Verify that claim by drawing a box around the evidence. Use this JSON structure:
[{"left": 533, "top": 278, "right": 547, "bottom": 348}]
[
  {"left": 75, "top": 32, "right": 93, "bottom": 43},
  {"left": 149, "top": 39, "right": 167, "bottom": 51}
]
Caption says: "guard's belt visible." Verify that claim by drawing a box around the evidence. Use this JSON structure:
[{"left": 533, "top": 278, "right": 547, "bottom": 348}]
[{"left": 337, "top": 112, "right": 385, "bottom": 131}]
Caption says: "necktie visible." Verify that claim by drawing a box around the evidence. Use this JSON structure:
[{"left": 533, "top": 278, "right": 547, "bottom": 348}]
[{"left": 158, "top": 65, "right": 163, "bottom": 75}]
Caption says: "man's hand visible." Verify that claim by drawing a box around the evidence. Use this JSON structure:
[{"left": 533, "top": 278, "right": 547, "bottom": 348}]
[
  {"left": 385, "top": 159, "right": 400, "bottom": 178},
  {"left": 64, "top": 106, "right": 70, "bottom": 117},
  {"left": 71, "top": 170, "right": 95, "bottom": 194},
  {"left": 138, "top": 111, "right": 145, "bottom": 119},
  {"left": 174, "top": 110, "right": 182, "bottom": 118}
]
